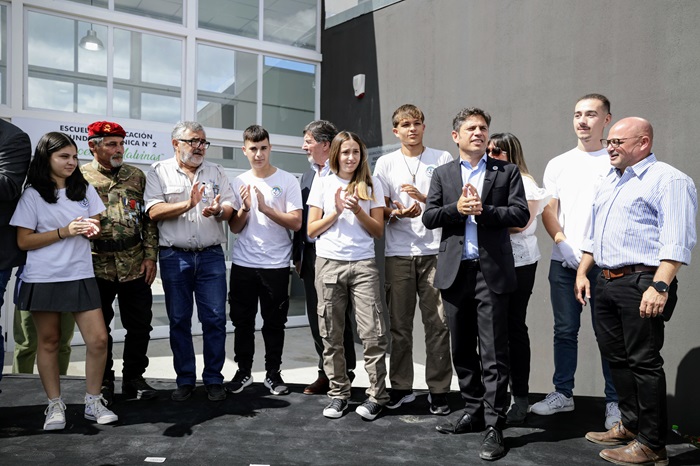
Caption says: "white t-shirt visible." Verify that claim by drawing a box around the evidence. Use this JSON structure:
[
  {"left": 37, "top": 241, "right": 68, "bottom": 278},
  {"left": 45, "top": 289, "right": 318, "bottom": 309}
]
[
  {"left": 231, "top": 168, "right": 303, "bottom": 269},
  {"left": 307, "top": 174, "right": 385, "bottom": 261},
  {"left": 510, "top": 175, "right": 551, "bottom": 267},
  {"left": 373, "top": 147, "right": 452, "bottom": 256},
  {"left": 10, "top": 185, "right": 106, "bottom": 283},
  {"left": 542, "top": 147, "right": 610, "bottom": 262}
]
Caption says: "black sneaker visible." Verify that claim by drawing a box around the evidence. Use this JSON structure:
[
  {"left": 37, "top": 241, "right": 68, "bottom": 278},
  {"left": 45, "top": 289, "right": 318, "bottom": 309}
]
[
  {"left": 171, "top": 384, "right": 195, "bottom": 402},
  {"left": 356, "top": 399, "right": 383, "bottom": 420},
  {"left": 386, "top": 389, "right": 415, "bottom": 409},
  {"left": 428, "top": 392, "right": 451, "bottom": 415},
  {"left": 323, "top": 398, "right": 348, "bottom": 419},
  {"left": 122, "top": 378, "right": 157, "bottom": 401},
  {"left": 101, "top": 380, "right": 115, "bottom": 406},
  {"left": 205, "top": 384, "right": 226, "bottom": 401},
  {"left": 263, "top": 371, "right": 289, "bottom": 395},
  {"left": 224, "top": 370, "right": 253, "bottom": 394}
]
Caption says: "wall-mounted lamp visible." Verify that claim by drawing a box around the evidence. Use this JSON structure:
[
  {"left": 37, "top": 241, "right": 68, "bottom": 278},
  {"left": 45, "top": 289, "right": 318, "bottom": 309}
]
[
  {"left": 79, "top": 28, "right": 104, "bottom": 51},
  {"left": 353, "top": 74, "right": 365, "bottom": 99}
]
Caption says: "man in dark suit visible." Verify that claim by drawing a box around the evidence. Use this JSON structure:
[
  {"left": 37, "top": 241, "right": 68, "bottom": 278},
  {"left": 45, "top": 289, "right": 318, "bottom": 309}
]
[
  {"left": 0, "top": 119, "right": 32, "bottom": 388},
  {"left": 293, "top": 120, "right": 356, "bottom": 395},
  {"left": 423, "top": 107, "right": 528, "bottom": 461}
]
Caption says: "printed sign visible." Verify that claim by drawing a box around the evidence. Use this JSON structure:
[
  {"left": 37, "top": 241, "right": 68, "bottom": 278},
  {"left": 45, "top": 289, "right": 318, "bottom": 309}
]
[{"left": 11, "top": 117, "right": 173, "bottom": 166}]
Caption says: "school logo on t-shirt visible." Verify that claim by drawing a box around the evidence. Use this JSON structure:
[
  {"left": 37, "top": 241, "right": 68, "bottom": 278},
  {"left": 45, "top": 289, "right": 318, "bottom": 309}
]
[
  {"left": 426, "top": 165, "right": 437, "bottom": 178},
  {"left": 271, "top": 186, "right": 282, "bottom": 198},
  {"left": 79, "top": 198, "right": 90, "bottom": 208}
]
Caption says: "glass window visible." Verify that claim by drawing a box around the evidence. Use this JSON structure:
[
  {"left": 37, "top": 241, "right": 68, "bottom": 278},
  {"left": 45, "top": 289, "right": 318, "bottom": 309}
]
[
  {"left": 206, "top": 143, "right": 307, "bottom": 174},
  {"left": 115, "top": 0, "right": 184, "bottom": 24},
  {"left": 113, "top": 28, "right": 182, "bottom": 123},
  {"left": 27, "top": 11, "right": 107, "bottom": 114},
  {"left": 0, "top": 5, "right": 7, "bottom": 105},
  {"left": 199, "top": 0, "right": 258, "bottom": 39},
  {"left": 262, "top": 56, "right": 315, "bottom": 137},
  {"left": 197, "top": 44, "right": 257, "bottom": 131},
  {"left": 264, "top": 0, "right": 316, "bottom": 49}
]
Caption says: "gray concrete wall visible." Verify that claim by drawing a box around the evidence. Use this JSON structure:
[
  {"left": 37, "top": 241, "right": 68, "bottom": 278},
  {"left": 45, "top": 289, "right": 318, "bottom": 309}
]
[{"left": 321, "top": 0, "right": 700, "bottom": 430}]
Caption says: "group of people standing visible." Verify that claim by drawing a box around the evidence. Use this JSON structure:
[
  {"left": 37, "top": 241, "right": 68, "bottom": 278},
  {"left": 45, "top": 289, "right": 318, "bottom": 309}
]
[{"left": 0, "top": 91, "right": 695, "bottom": 465}]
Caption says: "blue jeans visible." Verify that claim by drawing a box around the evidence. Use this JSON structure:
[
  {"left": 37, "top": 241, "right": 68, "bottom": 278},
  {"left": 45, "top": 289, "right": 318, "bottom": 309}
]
[
  {"left": 548, "top": 260, "right": 617, "bottom": 402},
  {"left": 159, "top": 246, "right": 227, "bottom": 386},
  {"left": 0, "top": 268, "right": 10, "bottom": 384}
]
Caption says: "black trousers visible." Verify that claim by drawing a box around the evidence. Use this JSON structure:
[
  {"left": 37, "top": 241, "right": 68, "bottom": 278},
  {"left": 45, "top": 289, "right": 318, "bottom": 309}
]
[
  {"left": 508, "top": 262, "right": 537, "bottom": 397},
  {"left": 300, "top": 244, "right": 356, "bottom": 374},
  {"left": 441, "top": 261, "right": 510, "bottom": 428},
  {"left": 229, "top": 264, "right": 290, "bottom": 373},
  {"left": 96, "top": 276, "right": 153, "bottom": 382},
  {"left": 594, "top": 272, "right": 671, "bottom": 450}
]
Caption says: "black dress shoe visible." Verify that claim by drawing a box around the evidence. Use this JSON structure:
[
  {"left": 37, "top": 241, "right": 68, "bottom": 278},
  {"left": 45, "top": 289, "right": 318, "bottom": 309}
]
[
  {"left": 205, "top": 384, "right": 226, "bottom": 401},
  {"left": 171, "top": 384, "right": 195, "bottom": 402},
  {"left": 480, "top": 426, "right": 506, "bottom": 461},
  {"left": 436, "top": 411, "right": 485, "bottom": 434}
]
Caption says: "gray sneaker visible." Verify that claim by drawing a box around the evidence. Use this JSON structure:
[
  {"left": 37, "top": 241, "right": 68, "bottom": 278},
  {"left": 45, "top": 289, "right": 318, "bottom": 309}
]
[
  {"left": 84, "top": 394, "right": 118, "bottom": 424},
  {"left": 44, "top": 398, "right": 67, "bottom": 431},
  {"left": 529, "top": 391, "right": 574, "bottom": 415},
  {"left": 605, "top": 401, "right": 621, "bottom": 430}
]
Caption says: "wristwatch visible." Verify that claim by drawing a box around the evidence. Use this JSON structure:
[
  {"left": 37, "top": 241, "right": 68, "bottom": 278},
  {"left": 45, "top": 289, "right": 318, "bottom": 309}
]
[{"left": 652, "top": 281, "right": 669, "bottom": 293}]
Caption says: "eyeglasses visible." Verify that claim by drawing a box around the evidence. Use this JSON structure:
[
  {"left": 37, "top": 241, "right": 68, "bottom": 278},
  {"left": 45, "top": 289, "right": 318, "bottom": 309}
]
[
  {"left": 600, "top": 136, "right": 641, "bottom": 148},
  {"left": 487, "top": 147, "right": 504, "bottom": 156},
  {"left": 178, "top": 138, "right": 211, "bottom": 149}
]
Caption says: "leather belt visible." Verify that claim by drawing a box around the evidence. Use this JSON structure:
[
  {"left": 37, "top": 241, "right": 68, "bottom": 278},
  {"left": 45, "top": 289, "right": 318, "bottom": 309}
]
[
  {"left": 602, "top": 264, "right": 657, "bottom": 280},
  {"left": 160, "top": 245, "right": 220, "bottom": 253},
  {"left": 93, "top": 235, "right": 141, "bottom": 252}
]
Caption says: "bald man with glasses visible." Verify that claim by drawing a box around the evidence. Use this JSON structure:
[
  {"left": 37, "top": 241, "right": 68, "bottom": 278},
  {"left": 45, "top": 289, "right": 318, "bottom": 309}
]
[{"left": 577, "top": 117, "right": 697, "bottom": 465}]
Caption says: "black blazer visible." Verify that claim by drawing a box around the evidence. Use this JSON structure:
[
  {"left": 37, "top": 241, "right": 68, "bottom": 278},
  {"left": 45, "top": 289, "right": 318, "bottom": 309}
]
[
  {"left": 0, "top": 120, "right": 32, "bottom": 270},
  {"left": 422, "top": 157, "right": 529, "bottom": 294},
  {"left": 292, "top": 168, "right": 316, "bottom": 278}
]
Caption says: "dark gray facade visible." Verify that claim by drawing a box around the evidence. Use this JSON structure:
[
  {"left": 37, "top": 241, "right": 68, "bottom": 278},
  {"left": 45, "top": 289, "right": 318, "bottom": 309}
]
[{"left": 322, "top": 0, "right": 700, "bottom": 432}]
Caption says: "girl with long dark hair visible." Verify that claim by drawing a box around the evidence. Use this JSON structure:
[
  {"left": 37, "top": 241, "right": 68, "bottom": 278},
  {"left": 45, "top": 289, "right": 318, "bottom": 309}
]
[{"left": 11, "top": 132, "right": 117, "bottom": 430}]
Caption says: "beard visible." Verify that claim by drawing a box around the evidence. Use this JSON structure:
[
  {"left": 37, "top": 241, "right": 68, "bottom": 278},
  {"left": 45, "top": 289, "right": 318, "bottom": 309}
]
[
  {"left": 181, "top": 151, "right": 204, "bottom": 167},
  {"left": 110, "top": 155, "right": 124, "bottom": 168}
]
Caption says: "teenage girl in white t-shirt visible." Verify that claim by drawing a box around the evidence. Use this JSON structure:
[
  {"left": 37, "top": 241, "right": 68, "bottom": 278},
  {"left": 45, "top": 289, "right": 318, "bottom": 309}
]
[
  {"left": 307, "top": 131, "right": 389, "bottom": 421},
  {"left": 10, "top": 132, "right": 117, "bottom": 430},
  {"left": 487, "top": 132, "right": 550, "bottom": 425}
]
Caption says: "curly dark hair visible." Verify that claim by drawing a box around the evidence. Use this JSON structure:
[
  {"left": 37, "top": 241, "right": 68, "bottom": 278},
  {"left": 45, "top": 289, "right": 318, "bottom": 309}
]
[{"left": 27, "top": 132, "right": 87, "bottom": 203}]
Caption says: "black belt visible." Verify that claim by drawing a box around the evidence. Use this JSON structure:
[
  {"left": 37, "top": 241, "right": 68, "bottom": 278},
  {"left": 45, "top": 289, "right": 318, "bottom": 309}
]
[
  {"left": 160, "top": 245, "right": 221, "bottom": 253},
  {"left": 93, "top": 235, "right": 141, "bottom": 253}
]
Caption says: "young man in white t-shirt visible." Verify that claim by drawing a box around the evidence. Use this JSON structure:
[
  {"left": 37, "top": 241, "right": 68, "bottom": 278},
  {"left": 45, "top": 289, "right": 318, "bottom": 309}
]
[
  {"left": 532, "top": 94, "right": 620, "bottom": 429},
  {"left": 373, "top": 104, "right": 453, "bottom": 414},
  {"left": 225, "top": 125, "right": 303, "bottom": 396}
]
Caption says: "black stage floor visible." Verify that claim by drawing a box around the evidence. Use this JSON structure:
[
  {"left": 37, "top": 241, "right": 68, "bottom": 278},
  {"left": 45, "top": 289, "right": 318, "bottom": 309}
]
[{"left": 1, "top": 375, "right": 698, "bottom": 465}]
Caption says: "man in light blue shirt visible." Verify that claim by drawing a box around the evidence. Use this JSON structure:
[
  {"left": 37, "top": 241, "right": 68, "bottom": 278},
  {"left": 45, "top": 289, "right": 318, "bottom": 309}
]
[{"left": 575, "top": 117, "right": 697, "bottom": 466}]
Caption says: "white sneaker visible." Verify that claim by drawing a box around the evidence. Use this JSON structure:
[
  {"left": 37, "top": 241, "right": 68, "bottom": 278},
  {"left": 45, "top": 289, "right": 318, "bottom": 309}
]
[
  {"left": 529, "top": 391, "right": 574, "bottom": 415},
  {"left": 44, "top": 398, "right": 67, "bottom": 431},
  {"left": 84, "top": 394, "right": 119, "bottom": 424},
  {"left": 605, "top": 401, "right": 622, "bottom": 430}
]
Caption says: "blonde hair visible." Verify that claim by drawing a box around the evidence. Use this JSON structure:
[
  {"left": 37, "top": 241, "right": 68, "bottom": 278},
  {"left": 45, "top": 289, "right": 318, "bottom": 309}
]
[{"left": 329, "top": 131, "right": 375, "bottom": 201}]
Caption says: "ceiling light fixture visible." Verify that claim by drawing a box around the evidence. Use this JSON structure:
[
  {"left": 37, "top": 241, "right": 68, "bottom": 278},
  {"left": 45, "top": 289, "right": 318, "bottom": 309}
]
[{"left": 79, "top": 0, "right": 103, "bottom": 51}]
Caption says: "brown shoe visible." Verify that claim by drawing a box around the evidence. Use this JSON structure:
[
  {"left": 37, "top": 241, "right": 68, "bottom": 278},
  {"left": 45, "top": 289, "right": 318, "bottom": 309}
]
[
  {"left": 586, "top": 421, "right": 637, "bottom": 446},
  {"left": 600, "top": 439, "right": 669, "bottom": 466},
  {"left": 303, "top": 375, "right": 329, "bottom": 395}
]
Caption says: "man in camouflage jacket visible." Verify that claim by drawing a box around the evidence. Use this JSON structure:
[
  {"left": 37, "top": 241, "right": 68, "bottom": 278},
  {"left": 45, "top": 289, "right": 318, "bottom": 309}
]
[{"left": 81, "top": 121, "right": 159, "bottom": 405}]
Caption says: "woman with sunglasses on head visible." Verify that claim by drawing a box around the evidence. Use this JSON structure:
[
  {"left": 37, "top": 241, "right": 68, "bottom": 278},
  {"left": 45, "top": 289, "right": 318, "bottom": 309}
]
[
  {"left": 10, "top": 132, "right": 117, "bottom": 430},
  {"left": 487, "top": 132, "right": 550, "bottom": 425},
  {"left": 307, "top": 131, "right": 389, "bottom": 421}
]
